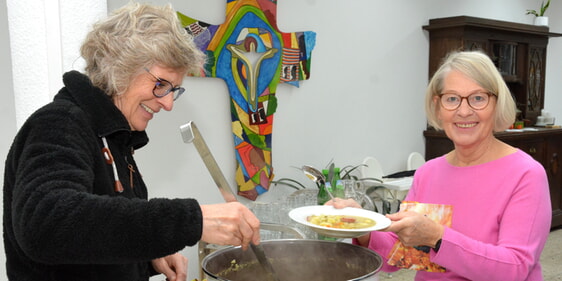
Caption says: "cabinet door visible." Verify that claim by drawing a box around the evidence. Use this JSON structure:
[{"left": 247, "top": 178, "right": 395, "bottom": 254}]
[
  {"left": 546, "top": 135, "right": 562, "bottom": 227},
  {"left": 464, "top": 39, "right": 487, "bottom": 51},
  {"left": 527, "top": 46, "right": 547, "bottom": 122},
  {"left": 505, "top": 139, "right": 544, "bottom": 163},
  {"left": 424, "top": 136, "right": 454, "bottom": 160}
]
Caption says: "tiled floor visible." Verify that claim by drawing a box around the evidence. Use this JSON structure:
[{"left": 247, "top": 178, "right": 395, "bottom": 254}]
[{"left": 379, "top": 227, "right": 562, "bottom": 280}]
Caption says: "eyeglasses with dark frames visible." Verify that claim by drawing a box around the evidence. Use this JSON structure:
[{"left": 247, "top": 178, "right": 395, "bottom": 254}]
[
  {"left": 144, "top": 68, "right": 185, "bottom": 101},
  {"left": 438, "top": 92, "right": 495, "bottom": 111}
]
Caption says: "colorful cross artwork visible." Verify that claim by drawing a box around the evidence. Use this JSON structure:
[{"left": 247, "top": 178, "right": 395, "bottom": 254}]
[{"left": 178, "top": 0, "right": 316, "bottom": 200}]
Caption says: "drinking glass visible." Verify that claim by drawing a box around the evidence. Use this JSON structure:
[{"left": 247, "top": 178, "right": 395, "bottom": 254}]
[
  {"left": 343, "top": 179, "right": 375, "bottom": 211},
  {"left": 343, "top": 179, "right": 358, "bottom": 200}
]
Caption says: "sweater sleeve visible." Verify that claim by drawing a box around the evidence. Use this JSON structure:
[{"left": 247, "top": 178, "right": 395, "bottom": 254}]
[{"left": 8, "top": 104, "right": 203, "bottom": 265}]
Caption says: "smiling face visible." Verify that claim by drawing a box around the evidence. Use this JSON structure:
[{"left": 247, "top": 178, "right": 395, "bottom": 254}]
[
  {"left": 113, "top": 65, "right": 186, "bottom": 131},
  {"left": 435, "top": 69, "right": 497, "bottom": 150}
]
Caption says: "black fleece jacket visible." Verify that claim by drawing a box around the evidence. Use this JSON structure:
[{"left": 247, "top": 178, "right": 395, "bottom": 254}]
[{"left": 3, "top": 71, "right": 203, "bottom": 281}]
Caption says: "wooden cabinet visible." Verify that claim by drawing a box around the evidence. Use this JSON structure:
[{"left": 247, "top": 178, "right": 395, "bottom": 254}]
[
  {"left": 424, "top": 129, "right": 562, "bottom": 228},
  {"left": 423, "top": 16, "right": 561, "bottom": 124}
]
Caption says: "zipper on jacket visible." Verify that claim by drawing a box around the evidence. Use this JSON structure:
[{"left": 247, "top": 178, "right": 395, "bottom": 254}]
[{"left": 125, "top": 152, "right": 135, "bottom": 189}]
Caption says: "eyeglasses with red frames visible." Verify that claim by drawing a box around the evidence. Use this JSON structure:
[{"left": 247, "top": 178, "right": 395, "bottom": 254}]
[
  {"left": 438, "top": 92, "right": 495, "bottom": 111},
  {"left": 144, "top": 68, "right": 185, "bottom": 101}
]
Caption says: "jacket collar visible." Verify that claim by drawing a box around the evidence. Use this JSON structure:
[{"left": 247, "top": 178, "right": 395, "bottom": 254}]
[{"left": 57, "top": 71, "right": 148, "bottom": 149}]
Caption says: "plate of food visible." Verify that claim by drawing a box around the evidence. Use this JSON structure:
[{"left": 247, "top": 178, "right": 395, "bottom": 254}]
[{"left": 288, "top": 205, "right": 391, "bottom": 238}]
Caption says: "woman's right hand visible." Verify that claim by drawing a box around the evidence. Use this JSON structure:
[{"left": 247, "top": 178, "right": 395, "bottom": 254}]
[
  {"left": 325, "top": 198, "right": 362, "bottom": 209},
  {"left": 325, "top": 198, "right": 372, "bottom": 246},
  {"left": 200, "top": 202, "right": 260, "bottom": 250}
]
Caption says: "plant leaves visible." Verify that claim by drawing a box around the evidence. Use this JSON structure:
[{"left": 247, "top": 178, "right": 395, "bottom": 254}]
[
  {"left": 526, "top": 9, "right": 539, "bottom": 16},
  {"left": 328, "top": 162, "right": 335, "bottom": 187},
  {"left": 341, "top": 164, "right": 365, "bottom": 179},
  {"left": 541, "top": 0, "right": 550, "bottom": 16},
  {"left": 270, "top": 178, "right": 307, "bottom": 190}
]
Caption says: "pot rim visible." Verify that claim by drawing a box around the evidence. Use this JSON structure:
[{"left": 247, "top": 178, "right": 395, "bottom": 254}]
[{"left": 201, "top": 239, "right": 383, "bottom": 281}]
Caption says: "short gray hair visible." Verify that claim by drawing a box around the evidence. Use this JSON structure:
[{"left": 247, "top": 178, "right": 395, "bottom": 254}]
[
  {"left": 80, "top": 2, "right": 206, "bottom": 97},
  {"left": 425, "top": 51, "right": 516, "bottom": 132}
]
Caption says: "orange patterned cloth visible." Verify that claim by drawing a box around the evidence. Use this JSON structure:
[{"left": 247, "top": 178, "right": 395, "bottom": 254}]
[{"left": 387, "top": 201, "right": 453, "bottom": 272}]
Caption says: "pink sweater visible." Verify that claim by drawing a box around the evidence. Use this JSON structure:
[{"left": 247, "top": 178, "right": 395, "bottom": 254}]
[{"left": 367, "top": 149, "right": 551, "bottom": 280}]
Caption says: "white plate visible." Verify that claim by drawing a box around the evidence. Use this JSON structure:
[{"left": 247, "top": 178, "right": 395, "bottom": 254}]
[{"left": 288, "top": 205, "right": 391, "bottom": 238}]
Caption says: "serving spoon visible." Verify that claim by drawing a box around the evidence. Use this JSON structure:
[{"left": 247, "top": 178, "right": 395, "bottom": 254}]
[
  {"left": 180, "top": 121, "right": 281, "bottom": 281},
  {"left": 302, "top": 165, "right": 335, "bottom": 200}
]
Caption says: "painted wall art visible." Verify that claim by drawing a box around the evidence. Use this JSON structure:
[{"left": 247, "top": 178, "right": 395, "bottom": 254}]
[{"left": 178, "top": 0, "right": 316, "bottom": 200}]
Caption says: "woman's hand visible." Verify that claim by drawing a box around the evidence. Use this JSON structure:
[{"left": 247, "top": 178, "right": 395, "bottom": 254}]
[
  {"left": 151, "top": 253, "right": 188, "bottom": 281},
  {"left": 200, "top": 202, "right": 261, "bottom": 250},
  {"left": 385, "top": 211, "right": 443, "bottom": 248},
  {"left": 325, "top": 198, "right": 362, "bottom": 209},
  {"left": 325, "top": 198, "right": 372, "bottom": 245}
]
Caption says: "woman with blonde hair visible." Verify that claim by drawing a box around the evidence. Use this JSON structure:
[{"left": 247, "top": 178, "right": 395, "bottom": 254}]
[{"left": 331, "top": 51, "right": 551, "bottom": 280}]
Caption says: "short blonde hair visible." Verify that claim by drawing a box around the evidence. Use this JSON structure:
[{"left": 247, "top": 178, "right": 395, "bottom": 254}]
[
  {"left": 425, "top": 51, "right": 516, "bottom": 132},
  {"left": 80, "top": 2, "right": 206, "bottom": 97}
]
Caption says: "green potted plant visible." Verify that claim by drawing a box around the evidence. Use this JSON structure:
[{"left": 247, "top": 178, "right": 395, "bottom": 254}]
[
  {"left": 271, "top": 161, "right": 375, "bottom": 190},
  {"left": 271, "top": 160, "right": 397, "bottom": 214},
  {"left": 526, "top": 0, "right": 550, "bottom": 26}
]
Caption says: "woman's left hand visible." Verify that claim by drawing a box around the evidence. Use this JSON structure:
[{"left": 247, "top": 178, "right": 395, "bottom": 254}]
[
  {"left": 385, "top": 211, "right": 443, "bottom": 248},
  {"left": 151, "top": 252, "right": 188, "bottom": 281}
]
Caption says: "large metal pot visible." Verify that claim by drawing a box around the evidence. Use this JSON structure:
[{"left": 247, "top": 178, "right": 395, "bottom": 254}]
[{"left": 202, "top": 239, "right": 383, "bottom": 281}]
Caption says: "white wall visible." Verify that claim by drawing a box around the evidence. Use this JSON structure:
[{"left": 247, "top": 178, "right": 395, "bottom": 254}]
[
  {"left": 1, "top": 1, "right": 15, "bottom": 280},
  {"left": 1, "top": 0, "right": 16, "bottom": 153},
  {"left": 3, "top": 0, "right": 562, "bottom": 280}
]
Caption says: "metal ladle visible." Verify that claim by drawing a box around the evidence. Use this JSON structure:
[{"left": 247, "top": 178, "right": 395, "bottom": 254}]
[
  {"left": 302, "top": 165, "right": 335, "bottom": 200},
  {"left": 180, "top": 121, "right": 281, "bottom": 281}
]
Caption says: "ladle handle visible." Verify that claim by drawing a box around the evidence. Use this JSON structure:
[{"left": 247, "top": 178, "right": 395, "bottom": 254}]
[
  {"left": 180, "top": 121, "right": 282, "bottom": 281},
  {"left": 251, "top": 243, "right": 282, "bottom": 281},
  {"left": 181, "top": 121, "right": 237, "bottom": 202}
]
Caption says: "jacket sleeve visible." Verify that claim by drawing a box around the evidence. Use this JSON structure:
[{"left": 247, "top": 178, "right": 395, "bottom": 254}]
[{"left": 9, "top": 104, "right": 203, "bottom": 265}]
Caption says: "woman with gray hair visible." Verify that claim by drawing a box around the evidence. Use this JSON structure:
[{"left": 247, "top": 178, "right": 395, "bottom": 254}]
[
  {"left": 3, "top": 3, "right": 260, "bottom": 281},
  {"left": 331, "top": 51, "right": 551, "bottom": 280}
]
